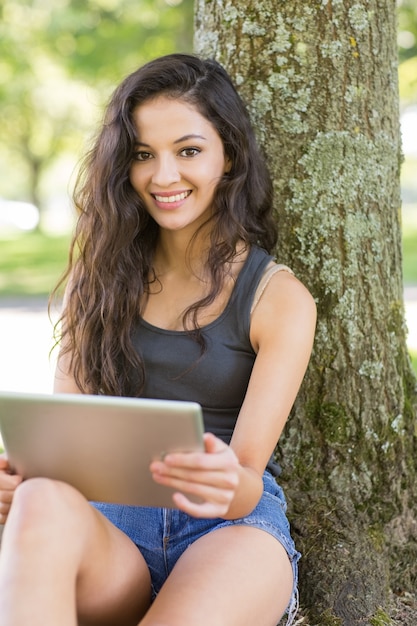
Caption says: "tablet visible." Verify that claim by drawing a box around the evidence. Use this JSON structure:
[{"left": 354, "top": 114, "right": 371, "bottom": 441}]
[{"left": 0, "top": 391, "right": 204, "bottom": 508}]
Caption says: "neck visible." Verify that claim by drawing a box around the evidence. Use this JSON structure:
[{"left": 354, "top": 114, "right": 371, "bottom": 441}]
[{"left": 153, "top": 228, "right": 211, "bottom": 277}]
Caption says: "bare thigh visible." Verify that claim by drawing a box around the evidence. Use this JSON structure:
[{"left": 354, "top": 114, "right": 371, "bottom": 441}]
[
  {"left": 0, "top": 478, "right": 152, "bottom": 626},
  {"left": 139, "top": 525, "right": 294, "bottom": 626},
  {"left": 77, "top": 505, "right": 152, "bottom": 626}
]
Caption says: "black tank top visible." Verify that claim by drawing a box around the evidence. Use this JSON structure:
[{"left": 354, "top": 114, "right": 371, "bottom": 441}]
[{"left": 132, "top": 246, "right": 273, "bottom": 443}]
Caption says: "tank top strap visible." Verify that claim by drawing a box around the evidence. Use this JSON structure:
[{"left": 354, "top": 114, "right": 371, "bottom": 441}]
[
  {"left": 250, "top": 263, "right": 294, "bottom": 315},
  {"left": 227, "top": 246, "right": 274, "bottom": 338}
]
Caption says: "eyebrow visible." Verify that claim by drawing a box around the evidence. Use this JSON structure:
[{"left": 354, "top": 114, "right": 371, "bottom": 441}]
[
  {"left": 174, "top": 134, "right": 207, "bottom": 144},
  {"left": 134, "top": 134, "right": 207, "bottom": 147}
]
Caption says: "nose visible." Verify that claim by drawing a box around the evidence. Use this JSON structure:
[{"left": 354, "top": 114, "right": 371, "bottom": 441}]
[{"left": 151, "top": 154, "right": 181, "bottom": 187}]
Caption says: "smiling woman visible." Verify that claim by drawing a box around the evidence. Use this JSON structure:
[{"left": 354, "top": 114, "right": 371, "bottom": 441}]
[{"left": 0, "top": 54, "right": 317, "bottom": 626}]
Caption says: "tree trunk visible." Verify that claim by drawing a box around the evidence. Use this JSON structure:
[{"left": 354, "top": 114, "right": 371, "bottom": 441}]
[{"left": 194, "top": 1, "right": 417, "bottom": 624}]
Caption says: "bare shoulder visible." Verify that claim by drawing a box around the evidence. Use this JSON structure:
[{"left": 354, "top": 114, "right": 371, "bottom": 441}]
[
  {"left": 252, "top": 261, "right": 316, "bottom": 315},
  {"left": 250, "top": 263, "right": 317, "bottom": 353}
]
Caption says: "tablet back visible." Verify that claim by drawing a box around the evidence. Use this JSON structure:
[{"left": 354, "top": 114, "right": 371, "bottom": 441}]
[{"left": 0, "top": 391, "right": 204, "bottom": 508}]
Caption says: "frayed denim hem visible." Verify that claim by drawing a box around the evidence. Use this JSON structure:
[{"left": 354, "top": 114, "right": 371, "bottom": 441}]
[{"left": 284, "top": 587, "right": 300, "bottom": 625}]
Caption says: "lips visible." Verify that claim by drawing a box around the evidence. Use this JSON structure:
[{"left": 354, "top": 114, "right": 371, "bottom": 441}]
[{"left": 152, "top": 190, "right": 192, "bottom": 204}]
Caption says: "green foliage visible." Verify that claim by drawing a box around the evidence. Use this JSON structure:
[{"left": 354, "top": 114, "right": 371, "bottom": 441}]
[
  {"left": 45, "top": 0, "right": 194, "bottom": 86},
  {"left": 398, "top": 0, "right": 417, "bottom": 64},
  {"left": 0, "top": 0, "right": 193, "bottom": 209},
  {"left": 398, "top": 0, "right": 417, "bottom": 104},
  {"left": 0, "top": 0, "right": 194, "bottom": 92}
]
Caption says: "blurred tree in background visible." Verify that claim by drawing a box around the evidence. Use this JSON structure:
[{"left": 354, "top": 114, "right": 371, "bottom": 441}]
[{"left": 0, "top": 0, "right": 193, "bottom": 225}]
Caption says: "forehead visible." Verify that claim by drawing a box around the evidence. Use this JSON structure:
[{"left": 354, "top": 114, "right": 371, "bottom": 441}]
[{"left": 132, "top": 96, "right": 220, "bottom": 142}]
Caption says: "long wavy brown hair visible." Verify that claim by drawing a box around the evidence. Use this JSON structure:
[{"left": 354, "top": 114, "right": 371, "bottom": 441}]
[{"left": 51, "top": 53, "right": 277, "bottom": 396}]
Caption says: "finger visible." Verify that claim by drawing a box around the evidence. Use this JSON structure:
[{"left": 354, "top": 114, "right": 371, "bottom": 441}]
[
  {"left": 157, "top": 449, "right": 238, "bottom": 473},
  {"left": 0, "top": 473, "right": 22, "bottom": 490},
  {"left": 0, "top": 496, "right": 14, "bottom": 525},
  {"left": 0, "top": 508, "right": 11, "bottom": 519},
  {"left": 152, "top": 466, "right": 238, "bottom": 491},
  {"left": 151, "top": 459, "right": 234, "bottom": 480},
  {"left": 159, "top": 433, "right": 232, "bottom": 469},
  {"left": 171, "top": 492, "right": 231, "bottom": 519},
  {"left": 152, "top": 471, "right": 237, "bottom": 504},
  {"left": 0, "top": 501, "right": 12, "bottom": 516},
  {"left": 0, "top": 490, "right": 15, "bottom": 504},
  {"left": 0, "top": 456, "right": 10, "bottom": 470},
  {"left": 203, "top": 432, "right": 228, "bottom": 454}
]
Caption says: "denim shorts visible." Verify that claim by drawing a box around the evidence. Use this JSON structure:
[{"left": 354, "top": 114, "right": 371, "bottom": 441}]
[{"left": 91, "top": 471, "right": 300, "bottom": 625}]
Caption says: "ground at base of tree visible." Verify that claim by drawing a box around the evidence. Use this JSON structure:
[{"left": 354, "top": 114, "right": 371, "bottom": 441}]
[
  {"left": 282, "top": 592, "right": 417, "bottom": 625},
  {"left": 390, "top": 592, "right": 417, "bottom": 625}
]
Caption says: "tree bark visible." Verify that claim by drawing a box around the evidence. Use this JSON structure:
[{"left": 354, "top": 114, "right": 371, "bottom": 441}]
[{"left": 194, "top": 1, "right": 417, "bottom": 624}]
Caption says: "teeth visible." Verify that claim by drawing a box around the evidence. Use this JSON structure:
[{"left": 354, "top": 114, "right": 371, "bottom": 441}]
[{"left": 154, "top": 191, "right": 190, "bottom": 203}]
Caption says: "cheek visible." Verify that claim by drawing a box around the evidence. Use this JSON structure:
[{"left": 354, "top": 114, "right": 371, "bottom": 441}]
[
  {"left": 196, "top": 161, "right": 226, "bottom": 188},
  {"left": 129, "top": 166, "right": 146, "bottom": 191}
]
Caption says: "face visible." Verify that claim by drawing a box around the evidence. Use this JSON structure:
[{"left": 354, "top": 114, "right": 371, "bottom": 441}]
[{"left": 129, "top": 96, "right": 231, "bottom": 235}]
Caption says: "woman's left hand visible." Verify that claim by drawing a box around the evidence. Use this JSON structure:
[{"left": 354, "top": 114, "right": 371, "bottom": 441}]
[{"left": 150, "top": 433, "right": 240, "bottom": 518}]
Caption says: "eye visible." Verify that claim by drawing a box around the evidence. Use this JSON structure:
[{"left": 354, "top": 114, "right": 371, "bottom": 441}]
[
  {"left": 179, "top": 147, "right": 201, "bottom": 158},
  {"left": 133, "top": 151, "right": 153, "bottom": 162}
]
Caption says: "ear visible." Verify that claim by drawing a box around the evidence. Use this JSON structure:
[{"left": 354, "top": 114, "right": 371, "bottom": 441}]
[{"left": 224, "top": 156, "right": 232, "bottom": 173}]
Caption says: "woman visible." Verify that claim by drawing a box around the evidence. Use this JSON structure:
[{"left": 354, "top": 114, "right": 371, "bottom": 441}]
[{"left": 0, "top": 54, "right": 316, "bottom": 626}]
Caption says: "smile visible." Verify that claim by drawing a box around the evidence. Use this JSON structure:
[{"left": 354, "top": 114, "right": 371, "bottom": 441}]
[{"left": 153, "top": 191, "right": 192, "bottom": 203}]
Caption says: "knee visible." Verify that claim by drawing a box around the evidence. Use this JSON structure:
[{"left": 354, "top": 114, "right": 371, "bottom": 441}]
[
  {"left": 12, "top": 477, "right": 61, "bottom": 516},
  {"left": 7, "top": 478, "right": 89, "bottom": 541}
]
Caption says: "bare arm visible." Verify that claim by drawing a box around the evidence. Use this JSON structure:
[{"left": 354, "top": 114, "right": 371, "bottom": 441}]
[
  {"left": 151, "top": 270, "right": 317, "bottom": 519},
  {"left": 53, "top": 280, "right": 83, "bottom": 395},
  {"left": 226, "top": 270, "right": 316, "bottom": 517},
  {"left": 53, "top": 348, "right": 82, "bottom": 394}
]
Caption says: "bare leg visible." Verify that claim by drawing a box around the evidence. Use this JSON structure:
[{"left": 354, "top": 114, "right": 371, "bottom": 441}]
[
  {"left": 0, "top": 478, "right": 151, "bottom": 626},
  {"left": 139, "top": 525, "right": 294, "bottom": 626}
]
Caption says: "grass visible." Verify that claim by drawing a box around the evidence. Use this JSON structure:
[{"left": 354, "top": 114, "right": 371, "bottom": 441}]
[{"left": 0, "top": 230, "right": 70, "bottom": 297}]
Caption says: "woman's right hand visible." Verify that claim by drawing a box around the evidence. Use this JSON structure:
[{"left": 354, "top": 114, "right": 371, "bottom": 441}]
[{"left": 0, "top": 456, "right": 22, "bottom": 525}]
